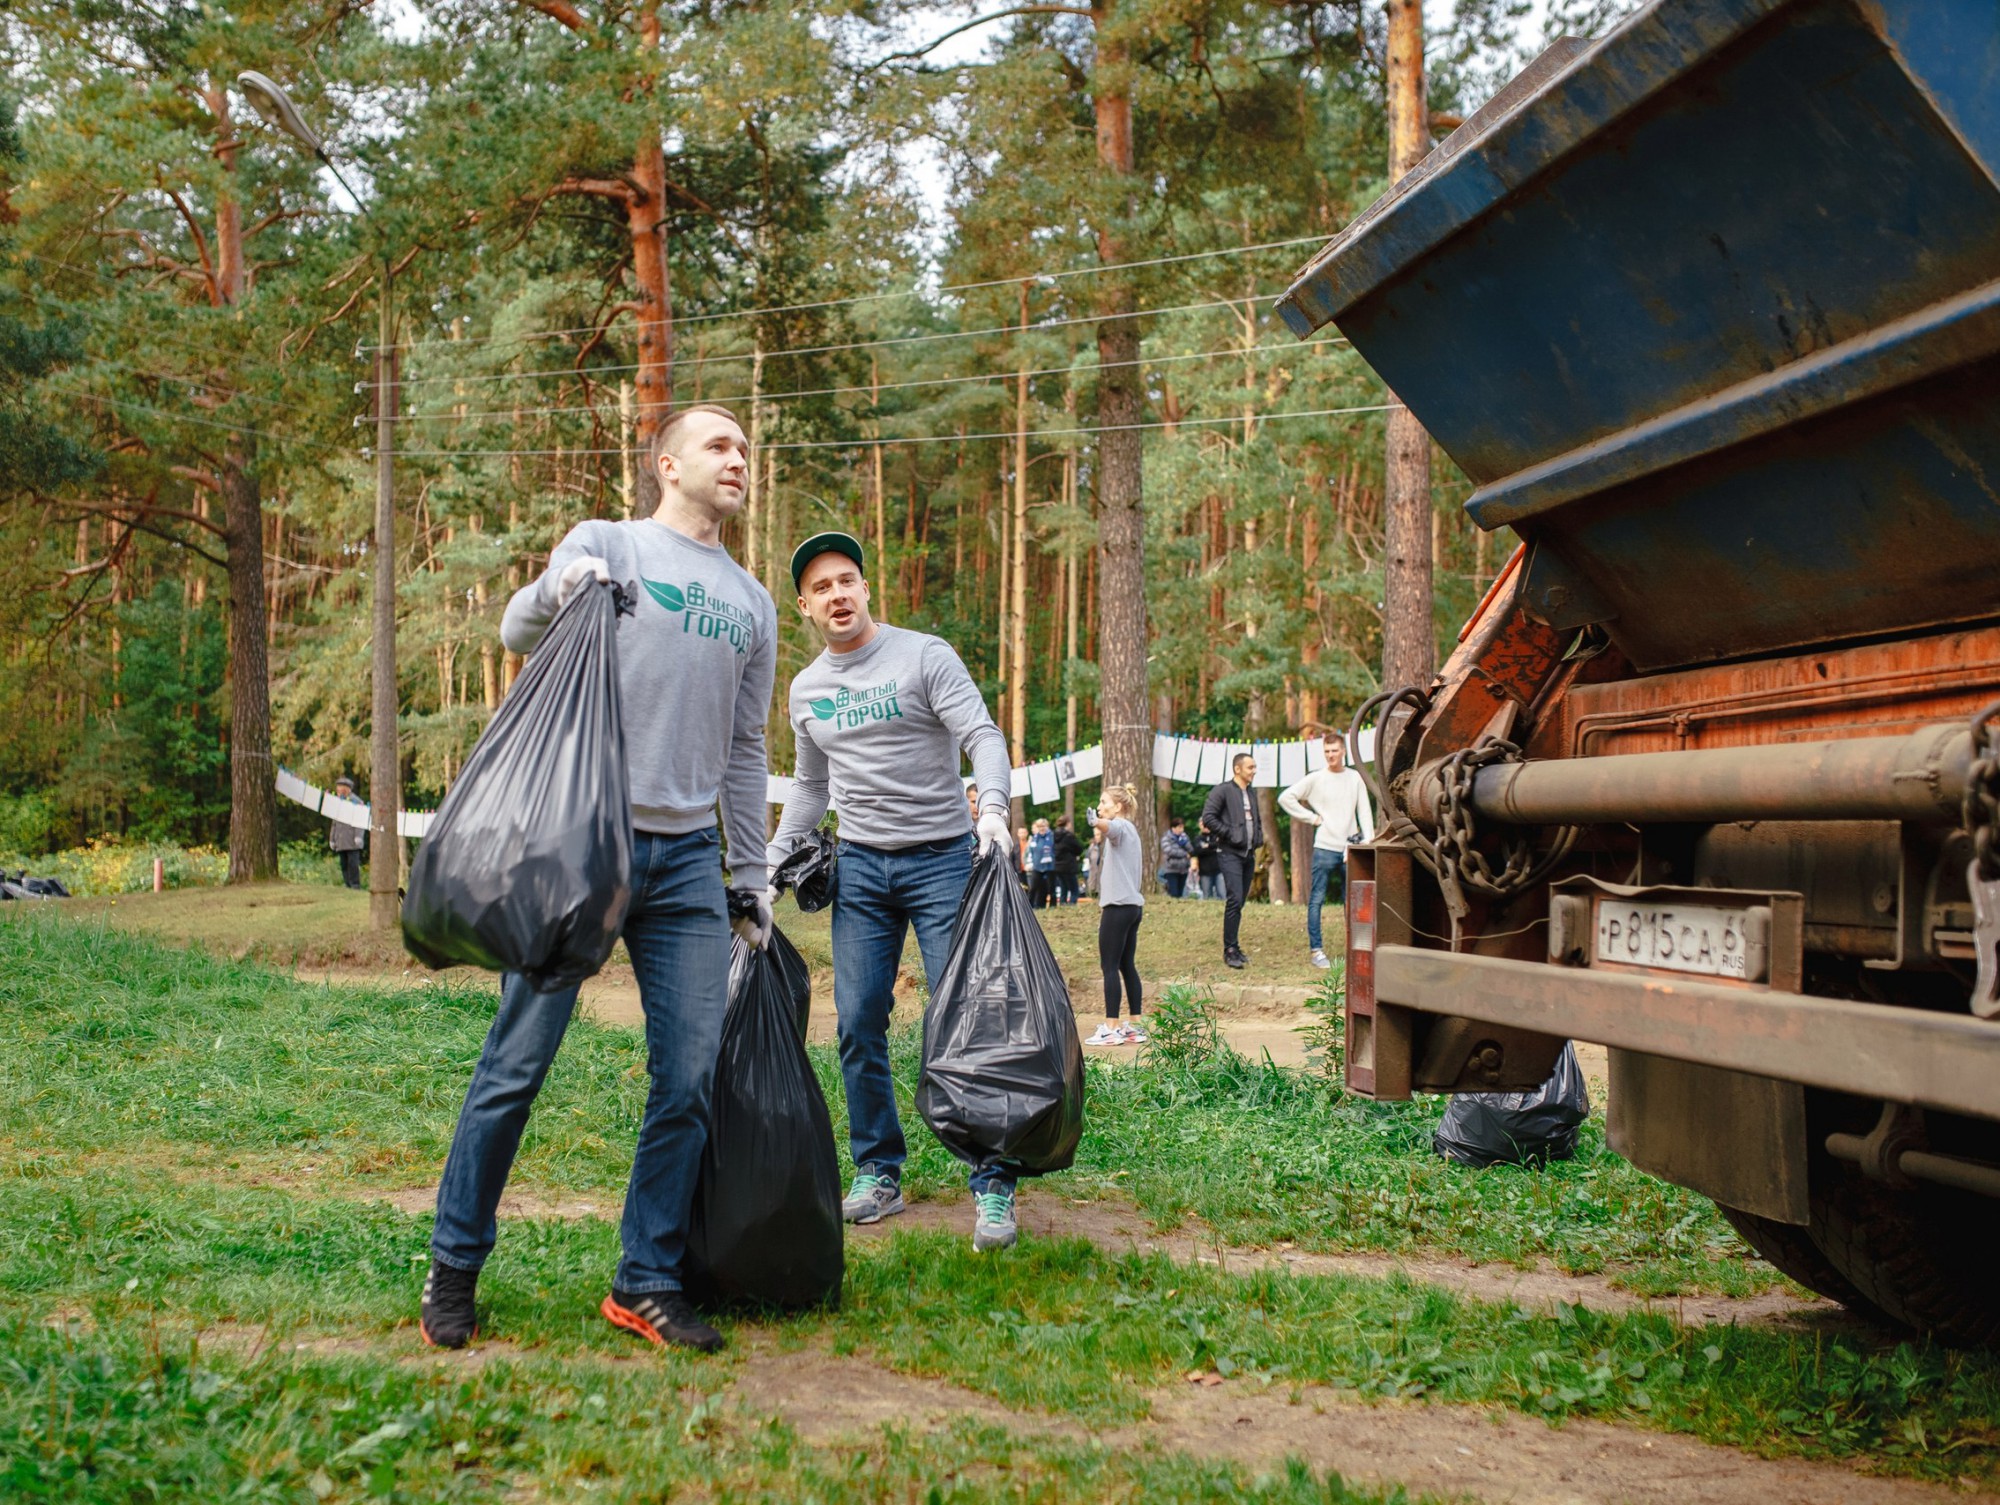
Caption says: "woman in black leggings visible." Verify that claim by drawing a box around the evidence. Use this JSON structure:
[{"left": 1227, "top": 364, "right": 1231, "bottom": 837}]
[{"left": 1084, "top": 785, "right": 1147, "bottom": 1046}]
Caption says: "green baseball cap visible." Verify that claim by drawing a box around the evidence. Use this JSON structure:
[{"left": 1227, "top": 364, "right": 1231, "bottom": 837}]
[{"left": 790, "top": 530, "right": 866, "bottom": 593}]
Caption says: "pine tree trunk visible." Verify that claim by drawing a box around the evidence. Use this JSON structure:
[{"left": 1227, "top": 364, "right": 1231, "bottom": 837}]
[
  {"left": 1381, "top": 0, "right": 1436, "bottom": 691},
  {"left": 628, "top": 130, "right": 673, "bottom": 515},
  {"left": 223, "top": 434, "right": 277, "bottom": 881},
  {"left": 1093, "top": 1, "right": 1154, "bottom": 871}
]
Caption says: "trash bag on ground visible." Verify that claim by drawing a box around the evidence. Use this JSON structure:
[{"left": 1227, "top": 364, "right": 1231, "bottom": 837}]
[
  {"left": 1432, "top": 1042, "right": 1591, "bottom": 1167},
  {"left": 773, "top": 827, "right": 838, "bottom": 913},
  {"left": 916, "top": 852, "right": 1085, "bottom": 1176},
  {"left": 684, "top": 927, "right": 843, "bottom": 1310},
  {"left": 402, "top": 579, "right": 636, "bottom": 992}
]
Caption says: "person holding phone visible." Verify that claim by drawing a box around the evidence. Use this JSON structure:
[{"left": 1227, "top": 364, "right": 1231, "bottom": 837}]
[{"left": 1084, "top": 785, "right": 1147, "bottom": 1045}]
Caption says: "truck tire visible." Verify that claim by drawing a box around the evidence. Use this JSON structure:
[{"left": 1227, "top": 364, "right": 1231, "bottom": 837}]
[
  {"left": 1717, "top": 1202, "right": 1882, "bottom": 1320},
  {"left": 1809, "top": 1172, "right": 2000, "bottom": 1349}
]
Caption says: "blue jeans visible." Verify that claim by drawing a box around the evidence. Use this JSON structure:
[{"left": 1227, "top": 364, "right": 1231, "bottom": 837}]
[
  {"left": 431, "top": 828, "right": 731, "bottom": 1295},
  {"left": 1307, "top": 848, "right": 1348, "bottom": 952},
  {"left": 831, "top": 836, "right": 1012, "bottom": 1196}
]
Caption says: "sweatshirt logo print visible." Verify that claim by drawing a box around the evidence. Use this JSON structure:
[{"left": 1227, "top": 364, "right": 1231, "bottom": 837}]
[
  {"left": 642, "top": 578, "right": 753, "bottom": 655},
  {"left": 808, "top": 680, "right": 904, "bottom": 729}
]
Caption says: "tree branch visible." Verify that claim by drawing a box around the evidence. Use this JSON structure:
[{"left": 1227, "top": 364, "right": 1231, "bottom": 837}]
[
  {"left": 868, "top": 6, "right": 1091, "bottom": 67},
  {"left": 159, "top": 184, "right": 221, "bottom": 306},
  {"left": 546, "top": 176, "right": 640, "bottom": 204},
  {"left": 515, "top": 0, "right": 593, "bottom": 33}
]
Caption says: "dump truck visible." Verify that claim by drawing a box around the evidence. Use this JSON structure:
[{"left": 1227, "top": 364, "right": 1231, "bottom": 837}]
[{"left": 1277, "top": 0, "right": 2000, "bottom": 1345}]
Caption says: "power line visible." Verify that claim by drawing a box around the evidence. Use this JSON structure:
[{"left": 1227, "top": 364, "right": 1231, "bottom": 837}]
[
  {"left": 363, "top": 337, "right": 1356, "bottom": 425},
  {"left": 367, "top": 403, "right": 1402, "bottom": 458},
  {"left": 365, "top": 292, "right": 1291, "bottom": 391},
  {"left": 357, "top": 235, "right": 1334, "bottom": 355}
]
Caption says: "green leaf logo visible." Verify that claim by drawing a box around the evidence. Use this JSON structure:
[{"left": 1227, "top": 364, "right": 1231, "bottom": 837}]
[
  {"left": 643, "top": 579, "right": 686, "bottom": 614},
  {"left": 808, "top": 697, "right": 837, "bottom": 721}
]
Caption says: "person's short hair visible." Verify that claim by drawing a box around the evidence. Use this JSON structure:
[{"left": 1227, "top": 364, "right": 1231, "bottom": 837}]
[
  {"left": 334, "top": 776, "right": 354, "bottom": 790},
  {"left": 1054, "top": 815, "right": 1071, "bottom": 829},
  {"left": 1169, "top": 815, "right": 1184, "bottom": 828},
  {"left": 648, "top": 403, "right": 741, "bottom": 475},
  {"left": 1231, "top": 752, "right": 1255, "bottom": 772}
]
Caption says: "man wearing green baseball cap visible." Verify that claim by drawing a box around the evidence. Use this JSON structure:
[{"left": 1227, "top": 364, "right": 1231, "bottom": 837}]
[{"left": 768, "top": 531, "right": 1021, "bottom": 1251}]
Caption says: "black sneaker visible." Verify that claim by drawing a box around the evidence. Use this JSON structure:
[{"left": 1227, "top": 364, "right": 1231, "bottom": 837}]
[
  {"left": 601, "top": 1289, "right": 724, "bottom": 1353},
  {"left": 1225, "top": 948, "right": 1248, "bottom": 969},
  {"left": 419, "top": 1261, "right": 479, "bottom": 1349}
]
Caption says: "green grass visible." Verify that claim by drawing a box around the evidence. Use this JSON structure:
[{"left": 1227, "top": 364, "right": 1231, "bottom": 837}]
[
  {"left": 4, "top": 916, "right": 2000, "bottom": 1495},
  {"left": 68, "top": 879, "right": 1335, "bottom": 997},
  {"left": 2, "top": 916, "right": 1744, "bottom": 1291},
  {"left": 0, "top": 1311, "right": 1428, "bottom": 1503}
]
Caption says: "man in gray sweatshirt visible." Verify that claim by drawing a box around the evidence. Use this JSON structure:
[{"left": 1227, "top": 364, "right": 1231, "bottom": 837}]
[
  {"left": 765, "top": 531, "right": 1020, "bottom": 1251},
  {"left": 421, "top": 404, "right": 776, "bottom": 1357}
]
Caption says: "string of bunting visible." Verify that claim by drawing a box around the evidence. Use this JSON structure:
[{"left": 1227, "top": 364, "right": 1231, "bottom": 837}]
[{"left": 275, "top": 729, "right": 1375, "bottom": 836}]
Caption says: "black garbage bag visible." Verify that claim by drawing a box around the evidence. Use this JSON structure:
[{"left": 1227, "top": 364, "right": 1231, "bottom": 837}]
[
  {"left": 1433, "top": 1042, "right": 1591, "bottom": 1168},
  {"left": 684, "top": 928, "right": 843, "bottom": 1310},
  {"left": 402, "top": 580, "right": 636, "bottom": 991},
  {"left": 21, "top": 876, "right": 70, "bottom": 898},
  {"left": 773, "top": 826, "right": 838, "bottom": 913},
  {"left": 916, "top": 852, "right": 1084, "bottom": 1176},
  {"left": 725, "top": 887, "right": 811, "bottom": 1035}
]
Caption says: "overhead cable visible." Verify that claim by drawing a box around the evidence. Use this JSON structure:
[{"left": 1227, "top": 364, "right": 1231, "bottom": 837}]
[
  {"left": 356, "top": 235, "right": 1333, "bottom": 355},
  {"left": 362, "top": 337, "right": 1355, "bottom": 425},
  {"left": 367, "top": 402, "right": 1402, "bottom": 458},
  {"left": 364, "top": 293, "right": 1289, "bottom": 391}
]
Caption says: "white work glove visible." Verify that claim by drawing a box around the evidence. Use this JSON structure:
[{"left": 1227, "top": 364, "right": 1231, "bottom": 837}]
[
  {"left": 728, "top": 886, "right": 774, "bottom": 950},
  {"left": 556, "top": 555, "right": 611, "bottom": 607},
  {"left": 976, "top": 810, "right": 1013, "bottom": 858}
]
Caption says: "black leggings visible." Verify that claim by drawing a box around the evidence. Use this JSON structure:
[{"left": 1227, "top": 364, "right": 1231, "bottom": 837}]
[{"left": 1098, "top": 903, "right": 1144, "bottom": 1018}]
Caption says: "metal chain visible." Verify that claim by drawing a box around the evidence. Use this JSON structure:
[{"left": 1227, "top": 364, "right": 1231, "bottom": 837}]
[{"left": 1962, "top": 697, "right": 2000, "bottom": 880}]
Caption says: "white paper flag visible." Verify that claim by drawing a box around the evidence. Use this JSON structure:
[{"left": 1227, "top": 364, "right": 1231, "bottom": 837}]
[
  {"left": 1278, "top": 740, "right": 1306, "bottom": 788},
  {"left": 766, "top": 774, "right": 796, "bottom": 805},
  {"left": 1304, "top": 736, "right": 1327, "bottom": 774},
  {"left": 1196, "top": 740, "right": 1229, "bottom": 785},
  {"left": 324, "top": 796, "right": 371, "bottom": 827},
  {"left": 1251, "top": 742, "right": 1279, "bottom": 789},
  {"left": 1010, "top": 764, "right": 1031, "bottom": 799},
  {"left": 1029, "top": 760, "right": 1061, "bottom": 805},
  {"left": 1151, "top": 733, "right": 1175, "bottom": 778},
  {"left": 1172, "top": 738, "right": 1202, "bottom": 783},
  {"left": 1072, "top": 744, "right": 1103, "bottom": 781},
  {"left": 1357, "top": 725, "right": 1378, "bottom": 763}
]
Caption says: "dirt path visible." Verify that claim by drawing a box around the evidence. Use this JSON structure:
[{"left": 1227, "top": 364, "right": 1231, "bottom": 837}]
[
  {"left": 724, "top": 1344, "right": 1991, "bottom": 1505},
  {"left": 846, "top": 1195, "right": 1823, "bottom": 1328},
  {"left": 360, "top": 1182, "right": 1814, "bottom": 1329}
]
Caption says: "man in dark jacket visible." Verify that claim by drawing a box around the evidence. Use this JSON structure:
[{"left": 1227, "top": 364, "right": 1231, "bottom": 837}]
[
  {"left": 1199, "top": 752, "right": 1262, "bottom": 968},
  {"left": 328, "top": 775, "right": 366, "bottom": 890},
  {"left": 1050, "top": 815, "right": 1084, "bottom": 905}
]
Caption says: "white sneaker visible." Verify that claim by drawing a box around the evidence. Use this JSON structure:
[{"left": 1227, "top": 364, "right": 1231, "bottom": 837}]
[
  {"left": 1084, "top": 1022, "right": 1125, "bottom": 1047},
  {"left": 1310, "top": 949, "right": 1331, "bottom": 969},
  {"left": 1118, "top": 1021, "right": 1149, "bottom": 1044}
]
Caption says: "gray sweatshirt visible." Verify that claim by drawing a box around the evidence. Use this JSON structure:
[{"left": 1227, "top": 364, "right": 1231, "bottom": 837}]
[
  {"left": 1097, "top": 817, "right": 1144, "bottom": 907},
  {"left": 500, "top": 517, "right": 776, "bottom": 890},
  {"left": 768, "top": 624, "right": 1011, "bottom": 858}
]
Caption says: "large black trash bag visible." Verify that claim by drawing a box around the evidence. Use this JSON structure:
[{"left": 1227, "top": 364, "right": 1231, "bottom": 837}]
[
  {"left": 773, "top": 826, "right": 837, "bottom": 913},
  {"left": 684, "top": 928, "right": 843, "bottom": 1310},
  {"left": 1433, "top": 1042, "right": 1591, "bottom": 1168},
  {"left": 402, "top": 580, "right": 636, "bottom": 991},
  {"left": 916, "top": 852, "right": 1085, "bottom": 1176}
]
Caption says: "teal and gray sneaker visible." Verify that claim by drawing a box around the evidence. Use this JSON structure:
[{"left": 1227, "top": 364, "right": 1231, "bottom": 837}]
[
  {"left": 971, "top": 1189, "right": 1018, "bottom": 1252},
  {"left": 841, "top": 1170, "right": 904, "bottom": 1225}
]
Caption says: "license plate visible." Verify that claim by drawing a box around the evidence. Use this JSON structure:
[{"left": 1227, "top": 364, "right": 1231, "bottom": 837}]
[{"left": 1595, "top": 900, "right": 1757, "bottom": 979}]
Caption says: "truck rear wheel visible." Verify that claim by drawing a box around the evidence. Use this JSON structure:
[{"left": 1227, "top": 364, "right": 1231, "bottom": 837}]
[
  {"left": 1808, "top": 1172, "right": 2000, "bottom": 1349},
  {"left": 1717, "top": 1203, "right": 1882, "bottom": 1320}
]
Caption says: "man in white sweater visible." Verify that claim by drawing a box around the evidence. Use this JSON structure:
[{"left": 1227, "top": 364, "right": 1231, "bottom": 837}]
[{"left": 1277, "top": 733, "right": 1375, "bottom": 969}]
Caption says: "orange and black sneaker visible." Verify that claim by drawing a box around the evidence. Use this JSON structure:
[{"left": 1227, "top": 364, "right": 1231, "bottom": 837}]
[
  {"left": 419, "top": 1261, "right": 479, "bottom": 1349},
  {"left": 601, "top": 1289, "right": 724, "bottom": 1353}
]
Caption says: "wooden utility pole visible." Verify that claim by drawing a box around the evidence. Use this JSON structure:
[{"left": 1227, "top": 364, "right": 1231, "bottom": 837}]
[
  {"left": 1381, "top": 0, "right": 1436, "bottom": 691},
  {"left": 1009, "top": 281, "right": 1031, "bottom": 778}
]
